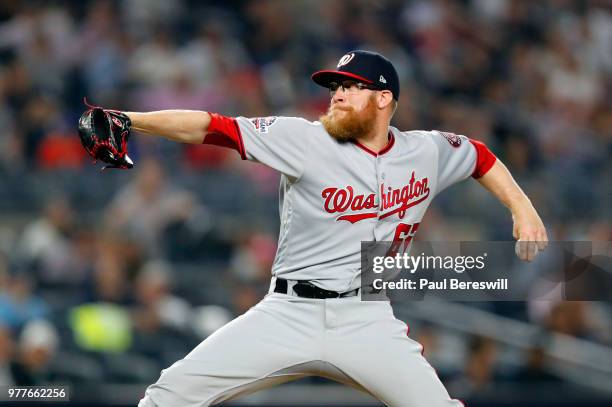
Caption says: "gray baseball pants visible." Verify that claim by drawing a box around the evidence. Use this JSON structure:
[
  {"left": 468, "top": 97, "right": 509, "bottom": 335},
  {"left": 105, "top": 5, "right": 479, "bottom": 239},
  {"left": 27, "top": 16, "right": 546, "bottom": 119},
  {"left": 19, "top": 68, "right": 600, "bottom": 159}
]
[{"left": 138, "top": 283, "right": 463, "bottom": 406}]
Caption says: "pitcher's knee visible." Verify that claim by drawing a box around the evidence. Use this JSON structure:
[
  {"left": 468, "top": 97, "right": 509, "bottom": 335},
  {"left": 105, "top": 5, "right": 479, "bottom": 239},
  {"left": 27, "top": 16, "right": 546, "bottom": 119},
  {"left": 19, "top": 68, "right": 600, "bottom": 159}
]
[
  {"left": 139, "top": 362, "right": 220, "bottom": 407},
  {"left": 139, "top": 381, "right": 214, "bottom": 407}
]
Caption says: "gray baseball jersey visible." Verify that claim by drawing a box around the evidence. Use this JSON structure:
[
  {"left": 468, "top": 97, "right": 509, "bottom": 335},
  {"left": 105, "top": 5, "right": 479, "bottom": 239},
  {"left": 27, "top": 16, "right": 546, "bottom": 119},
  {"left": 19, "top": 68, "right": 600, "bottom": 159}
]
[
  {"left": 139, "top": 115, "right": 495, "bottom": 407},
  {"left": 235, "top": 116, "right": 491, "bottom": 292}
]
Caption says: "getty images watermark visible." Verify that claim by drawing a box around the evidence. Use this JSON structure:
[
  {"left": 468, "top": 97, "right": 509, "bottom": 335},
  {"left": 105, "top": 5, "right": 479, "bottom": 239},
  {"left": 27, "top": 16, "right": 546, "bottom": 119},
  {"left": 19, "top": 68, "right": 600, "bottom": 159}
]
[
  {"left": 360, "top": 241, "right": 612, "bottom": 301},
  {"left": 371, "top": 251, "right": 502, "bottom": 291}
]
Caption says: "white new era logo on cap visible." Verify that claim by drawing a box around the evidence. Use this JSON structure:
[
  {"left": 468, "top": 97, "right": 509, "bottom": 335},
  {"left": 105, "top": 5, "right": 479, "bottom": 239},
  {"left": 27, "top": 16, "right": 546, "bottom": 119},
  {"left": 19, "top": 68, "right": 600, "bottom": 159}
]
[{"left": 379, "top": 75, "right": 387, "bottom": 83}]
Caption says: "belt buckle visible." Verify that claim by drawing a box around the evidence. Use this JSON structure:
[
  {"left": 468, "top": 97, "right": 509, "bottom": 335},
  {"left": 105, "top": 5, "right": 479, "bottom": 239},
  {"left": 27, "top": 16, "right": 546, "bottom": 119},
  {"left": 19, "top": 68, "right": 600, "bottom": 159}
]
[
  {"left": 326, "top": 290, "right": 340, "bottom": 299},
  {"left": 292, "top": 281, "right": 356, "bottom": 299},
  {"left": 313, "top": 284, "right": 338, "bottom": 299},
  {"left": 320, "top": 286, "right": 344, "bottom": 299},
  {"left": 293, "top": 282, "right": 315, "bottom": 298},
  {"left": 293, "top": 282, "right": 336, "bottom": 299}
]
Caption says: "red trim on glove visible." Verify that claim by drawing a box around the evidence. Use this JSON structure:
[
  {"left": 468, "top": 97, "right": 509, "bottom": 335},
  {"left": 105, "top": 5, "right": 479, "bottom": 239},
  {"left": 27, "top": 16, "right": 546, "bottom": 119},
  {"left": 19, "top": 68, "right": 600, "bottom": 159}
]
[
  {"left": 469, "top": 139, "right": 496, "bottom": 178},
  {"left": 204, "top": 113, "right": 247, "bottom": 160}
]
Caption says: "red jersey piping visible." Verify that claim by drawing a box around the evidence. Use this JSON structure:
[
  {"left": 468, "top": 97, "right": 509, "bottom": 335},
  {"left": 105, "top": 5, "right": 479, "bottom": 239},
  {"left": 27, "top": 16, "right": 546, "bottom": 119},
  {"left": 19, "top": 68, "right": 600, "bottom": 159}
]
[{"left": 352, "top": 131, "right": 395, "bottom": 157}]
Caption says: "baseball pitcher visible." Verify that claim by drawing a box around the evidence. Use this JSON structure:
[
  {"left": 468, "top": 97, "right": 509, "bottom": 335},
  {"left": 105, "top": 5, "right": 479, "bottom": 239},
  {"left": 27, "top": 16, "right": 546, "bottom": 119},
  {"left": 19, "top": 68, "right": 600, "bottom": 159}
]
[{"left": 79, "top": 50, "right": 548, "bottom": 406}]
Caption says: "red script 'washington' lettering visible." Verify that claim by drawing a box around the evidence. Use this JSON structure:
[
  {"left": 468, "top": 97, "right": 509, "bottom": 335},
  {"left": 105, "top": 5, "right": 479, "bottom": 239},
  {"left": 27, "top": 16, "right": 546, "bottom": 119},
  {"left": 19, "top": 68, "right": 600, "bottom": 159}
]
[{"left": 321, "top": 172, "right": 430, "bottom": 223}]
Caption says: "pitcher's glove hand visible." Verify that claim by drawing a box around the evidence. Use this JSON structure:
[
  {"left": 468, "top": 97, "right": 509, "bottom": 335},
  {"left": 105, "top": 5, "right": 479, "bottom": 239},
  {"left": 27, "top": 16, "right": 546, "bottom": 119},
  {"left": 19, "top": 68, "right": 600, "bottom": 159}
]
[{"left": 78, "top": 99, "right": 134, "bottom": 170}]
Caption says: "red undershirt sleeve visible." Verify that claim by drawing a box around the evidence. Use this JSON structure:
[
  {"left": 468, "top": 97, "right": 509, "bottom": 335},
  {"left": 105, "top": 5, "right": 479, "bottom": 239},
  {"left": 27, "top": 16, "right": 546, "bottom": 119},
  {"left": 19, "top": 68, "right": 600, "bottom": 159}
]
[
  {"left": 203, "top": 113, "right": 247, "bottom": 160},
  {"left": 469, "top": 139, "right": 497, "bottom": 178}
]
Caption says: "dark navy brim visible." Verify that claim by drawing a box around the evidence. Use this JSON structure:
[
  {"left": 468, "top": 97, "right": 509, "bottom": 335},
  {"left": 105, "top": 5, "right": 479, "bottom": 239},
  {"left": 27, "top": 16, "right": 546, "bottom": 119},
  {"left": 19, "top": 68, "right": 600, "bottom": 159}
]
[{"left": 311, "top": 70, "right": 375, "bottom": 88}]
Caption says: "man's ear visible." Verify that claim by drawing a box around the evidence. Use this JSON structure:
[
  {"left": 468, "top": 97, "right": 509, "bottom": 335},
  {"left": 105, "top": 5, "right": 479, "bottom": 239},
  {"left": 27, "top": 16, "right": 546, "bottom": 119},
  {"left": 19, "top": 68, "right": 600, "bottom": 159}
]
[{"left": 377, "top": 90, "right": 394, "bottom": 110}]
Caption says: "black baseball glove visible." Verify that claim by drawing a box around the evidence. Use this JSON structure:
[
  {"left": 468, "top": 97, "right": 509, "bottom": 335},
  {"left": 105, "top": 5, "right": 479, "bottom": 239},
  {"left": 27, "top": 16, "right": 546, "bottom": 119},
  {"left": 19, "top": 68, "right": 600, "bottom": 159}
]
[{"left": 78, "top": 99, "right": 134, "bottom": 170}]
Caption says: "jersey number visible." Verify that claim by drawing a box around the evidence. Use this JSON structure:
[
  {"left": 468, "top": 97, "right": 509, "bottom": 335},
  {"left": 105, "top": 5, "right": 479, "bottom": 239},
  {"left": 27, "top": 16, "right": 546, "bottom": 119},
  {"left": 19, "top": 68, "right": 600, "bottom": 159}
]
[{"left": 387, "top": 223, "right": 420, "bottom": 257}]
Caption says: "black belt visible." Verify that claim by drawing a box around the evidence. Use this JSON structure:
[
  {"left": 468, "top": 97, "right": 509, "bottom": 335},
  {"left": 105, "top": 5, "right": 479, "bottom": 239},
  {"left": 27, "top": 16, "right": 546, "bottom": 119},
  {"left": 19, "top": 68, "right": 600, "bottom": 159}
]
[{"left": 274, "top": 278, "right": 359, "bottom": 299}]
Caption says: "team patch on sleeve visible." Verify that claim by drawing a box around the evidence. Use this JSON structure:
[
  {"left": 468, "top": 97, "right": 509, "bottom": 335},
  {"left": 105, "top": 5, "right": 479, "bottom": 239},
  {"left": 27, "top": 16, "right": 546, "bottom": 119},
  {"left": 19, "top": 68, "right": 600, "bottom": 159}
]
[
  {"left": 437, "top": 131, "right": 462, "bottom": 147},
  {"left": 250, "top": 117, "right": 278, "bottom": 134}
]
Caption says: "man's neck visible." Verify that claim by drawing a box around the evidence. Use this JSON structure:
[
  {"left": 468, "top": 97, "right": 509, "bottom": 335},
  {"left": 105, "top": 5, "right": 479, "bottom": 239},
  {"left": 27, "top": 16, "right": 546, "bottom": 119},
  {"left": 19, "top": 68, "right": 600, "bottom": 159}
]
[{"left": 355, "top": 121, "right": 391, "bottom": 153}]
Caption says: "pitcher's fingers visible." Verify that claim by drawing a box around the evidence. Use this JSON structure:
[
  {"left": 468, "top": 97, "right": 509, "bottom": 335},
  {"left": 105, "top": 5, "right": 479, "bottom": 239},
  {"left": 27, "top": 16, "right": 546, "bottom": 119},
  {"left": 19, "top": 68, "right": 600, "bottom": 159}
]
[{"left": 536, "top": 230, "right": 549, "bottom": 250}]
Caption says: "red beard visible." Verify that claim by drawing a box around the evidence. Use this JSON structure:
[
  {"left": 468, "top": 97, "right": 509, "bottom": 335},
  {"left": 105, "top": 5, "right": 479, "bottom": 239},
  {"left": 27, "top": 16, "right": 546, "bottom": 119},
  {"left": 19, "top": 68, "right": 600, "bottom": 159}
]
[{"left": 319, "top": 96, "right": 378, "bottom": 142}]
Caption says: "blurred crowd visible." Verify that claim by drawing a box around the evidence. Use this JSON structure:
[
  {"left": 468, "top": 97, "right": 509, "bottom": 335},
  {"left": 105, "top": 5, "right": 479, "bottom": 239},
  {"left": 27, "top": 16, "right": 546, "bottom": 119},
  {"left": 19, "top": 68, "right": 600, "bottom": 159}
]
[{"left": 0, "top": 0, "right": 610, "bottom": 402}]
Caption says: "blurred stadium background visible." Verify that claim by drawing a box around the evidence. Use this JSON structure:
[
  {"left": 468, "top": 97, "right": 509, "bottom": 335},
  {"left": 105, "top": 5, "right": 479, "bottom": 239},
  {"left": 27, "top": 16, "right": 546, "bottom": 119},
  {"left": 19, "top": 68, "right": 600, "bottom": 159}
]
[{"left": 0, "top": 0, "right": 610, "bottom": 406}]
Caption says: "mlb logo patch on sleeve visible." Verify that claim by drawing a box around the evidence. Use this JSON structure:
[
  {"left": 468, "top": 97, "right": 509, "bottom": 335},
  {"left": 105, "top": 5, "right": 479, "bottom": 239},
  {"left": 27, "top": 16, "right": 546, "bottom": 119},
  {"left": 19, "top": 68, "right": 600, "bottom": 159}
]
[
  {"left": 438, "top": 131, "right": 462, "bottom": 147},
  {"left": 250, "top": 117, "right": 278, "bottom": 134}
]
